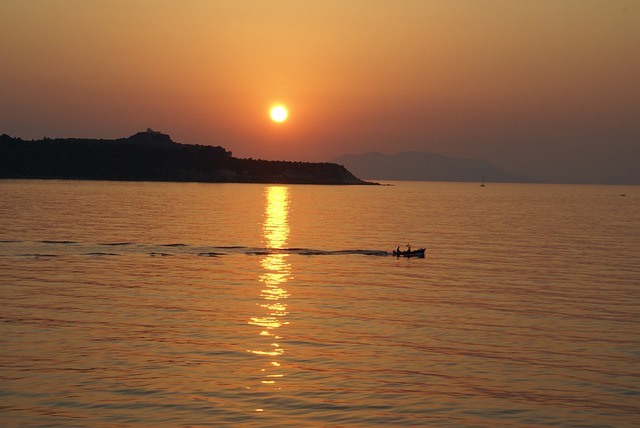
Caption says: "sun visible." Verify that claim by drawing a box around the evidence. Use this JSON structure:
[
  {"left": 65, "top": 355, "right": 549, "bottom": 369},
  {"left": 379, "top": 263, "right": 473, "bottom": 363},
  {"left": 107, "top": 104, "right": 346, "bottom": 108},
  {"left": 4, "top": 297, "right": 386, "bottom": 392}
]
[{"left": 270, "top": 105, "right": 288, "bottom": 123}]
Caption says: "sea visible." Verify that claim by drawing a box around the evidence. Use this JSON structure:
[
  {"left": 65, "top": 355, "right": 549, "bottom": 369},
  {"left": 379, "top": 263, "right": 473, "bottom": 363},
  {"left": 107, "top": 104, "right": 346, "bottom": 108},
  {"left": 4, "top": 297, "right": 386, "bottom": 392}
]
[{"left": 1, "top": 179, "right": 638, "bottom": 427}]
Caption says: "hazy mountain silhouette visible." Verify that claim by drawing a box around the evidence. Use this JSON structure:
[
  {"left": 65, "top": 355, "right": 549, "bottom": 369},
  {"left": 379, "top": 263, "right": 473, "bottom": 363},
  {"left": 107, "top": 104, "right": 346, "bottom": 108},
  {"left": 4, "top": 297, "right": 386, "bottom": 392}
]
[
  {"left": 332, "top": 152, "right": 536, "bottom": 183},
  {"left": 0, "top": 130, "right": 372, "bottom": 185}
]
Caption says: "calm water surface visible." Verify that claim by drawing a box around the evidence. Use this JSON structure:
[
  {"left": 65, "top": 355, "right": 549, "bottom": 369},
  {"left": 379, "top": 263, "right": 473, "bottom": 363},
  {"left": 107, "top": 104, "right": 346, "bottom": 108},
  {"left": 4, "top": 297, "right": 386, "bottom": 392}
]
[{"left": 1, "top": 180, "right": 639, "bottom": 427}]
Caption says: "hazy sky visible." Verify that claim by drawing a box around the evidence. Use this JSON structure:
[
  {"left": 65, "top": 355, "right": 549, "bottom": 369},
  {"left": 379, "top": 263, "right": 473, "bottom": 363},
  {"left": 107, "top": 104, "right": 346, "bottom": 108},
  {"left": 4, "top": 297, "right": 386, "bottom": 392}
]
[{"left": 2, "top": 0, "right": 639, "bottom": 183}]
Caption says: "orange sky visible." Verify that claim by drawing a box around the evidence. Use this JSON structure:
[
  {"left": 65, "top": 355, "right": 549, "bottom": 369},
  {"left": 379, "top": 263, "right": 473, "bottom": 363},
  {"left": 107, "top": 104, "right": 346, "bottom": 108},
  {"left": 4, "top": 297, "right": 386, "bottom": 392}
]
[{"left": 1, "top": 1, "right": 639, "bottom": 183}]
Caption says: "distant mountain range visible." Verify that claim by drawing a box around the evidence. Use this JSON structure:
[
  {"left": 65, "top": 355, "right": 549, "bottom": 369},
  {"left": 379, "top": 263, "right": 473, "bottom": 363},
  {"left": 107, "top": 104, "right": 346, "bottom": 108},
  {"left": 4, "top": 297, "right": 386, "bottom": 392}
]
[{"left": 331, "top": 152, "right": 536, "bottom": 183}]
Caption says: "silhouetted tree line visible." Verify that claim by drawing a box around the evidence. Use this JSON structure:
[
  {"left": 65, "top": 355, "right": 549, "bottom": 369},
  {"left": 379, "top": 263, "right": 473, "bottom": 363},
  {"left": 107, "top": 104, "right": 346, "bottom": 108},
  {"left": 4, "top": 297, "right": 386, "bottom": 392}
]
[{"left": 0, "top": 131, "right": 370, "bottom": 185}]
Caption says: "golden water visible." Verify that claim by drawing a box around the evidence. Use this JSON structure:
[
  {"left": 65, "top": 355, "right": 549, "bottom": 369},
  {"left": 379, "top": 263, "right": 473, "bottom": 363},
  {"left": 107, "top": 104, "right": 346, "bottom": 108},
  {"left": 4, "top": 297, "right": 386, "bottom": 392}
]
[{"left": 1, "top": 180, "right": 639, "bottom": 427}]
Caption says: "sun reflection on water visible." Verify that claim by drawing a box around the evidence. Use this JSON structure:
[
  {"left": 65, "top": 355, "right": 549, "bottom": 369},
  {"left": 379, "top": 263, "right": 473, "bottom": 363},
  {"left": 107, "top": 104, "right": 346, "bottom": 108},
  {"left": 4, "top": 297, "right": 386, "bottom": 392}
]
[{"left": 247, "top": 186, "right": 291, "bottom": 389}]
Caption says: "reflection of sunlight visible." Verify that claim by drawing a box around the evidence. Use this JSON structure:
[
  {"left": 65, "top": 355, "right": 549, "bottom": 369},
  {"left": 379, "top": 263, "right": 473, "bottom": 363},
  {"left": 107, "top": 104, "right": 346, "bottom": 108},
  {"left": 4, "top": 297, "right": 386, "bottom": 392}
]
[
  {"left": 263, "top": 186, "right": 289, "bottom": 249},
  {"left": 247, "top": 186, "right": 291, "bottom": 390}
]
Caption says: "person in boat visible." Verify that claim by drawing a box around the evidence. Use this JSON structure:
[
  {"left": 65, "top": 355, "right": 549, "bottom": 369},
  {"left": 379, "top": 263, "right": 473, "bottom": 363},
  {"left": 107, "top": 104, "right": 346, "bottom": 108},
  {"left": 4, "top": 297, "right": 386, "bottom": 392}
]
[
  {"left": 406, "top": 244, "right": 411, "bottom": 252},
  {"left": 396, "top": 246, "right": 400, "bottom": 254}
]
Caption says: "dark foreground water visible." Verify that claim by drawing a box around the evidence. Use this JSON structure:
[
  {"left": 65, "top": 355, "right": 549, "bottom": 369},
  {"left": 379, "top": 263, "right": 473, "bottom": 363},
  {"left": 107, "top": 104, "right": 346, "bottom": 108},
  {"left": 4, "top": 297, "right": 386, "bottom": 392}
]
[{"left": 1, "top": 180, "right": 639, "bottom": 427}]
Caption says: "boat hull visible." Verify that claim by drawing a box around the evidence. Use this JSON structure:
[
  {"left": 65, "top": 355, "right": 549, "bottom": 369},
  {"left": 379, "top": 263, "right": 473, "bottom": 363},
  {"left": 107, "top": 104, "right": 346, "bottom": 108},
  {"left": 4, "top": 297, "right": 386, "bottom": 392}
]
[{"left": 393, "top": 248, "right": 426, "bottom": 258}]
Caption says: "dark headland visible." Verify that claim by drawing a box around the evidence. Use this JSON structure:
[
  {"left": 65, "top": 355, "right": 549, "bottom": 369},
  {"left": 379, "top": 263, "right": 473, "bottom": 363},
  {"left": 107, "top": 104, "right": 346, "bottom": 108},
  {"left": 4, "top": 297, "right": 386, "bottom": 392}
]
[{"left": 0, "top": 130, "right": 374, "bottom": 185}]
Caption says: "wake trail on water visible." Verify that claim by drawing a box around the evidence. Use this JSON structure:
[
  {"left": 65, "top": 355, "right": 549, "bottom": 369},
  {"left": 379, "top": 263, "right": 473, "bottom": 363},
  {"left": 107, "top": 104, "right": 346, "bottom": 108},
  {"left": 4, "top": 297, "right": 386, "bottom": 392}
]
[{"left": 0, "top": 240, "right": 392, "bottom": 258}]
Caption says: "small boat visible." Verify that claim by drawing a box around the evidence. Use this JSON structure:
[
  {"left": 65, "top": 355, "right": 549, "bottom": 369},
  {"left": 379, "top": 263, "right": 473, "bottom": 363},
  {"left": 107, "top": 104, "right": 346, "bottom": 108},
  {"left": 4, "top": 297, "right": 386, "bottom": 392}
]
[{"left": 393, "top": 248, "right": 426, "bottom": 258}]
